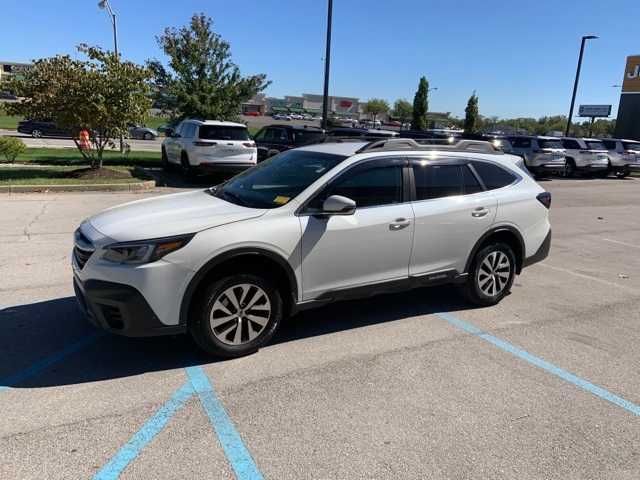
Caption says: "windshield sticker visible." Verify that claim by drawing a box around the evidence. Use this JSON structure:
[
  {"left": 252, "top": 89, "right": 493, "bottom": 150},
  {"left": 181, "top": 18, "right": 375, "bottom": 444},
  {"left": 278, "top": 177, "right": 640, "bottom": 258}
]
[{"left": 273, "top": 195, "right": 291, "bottom": 205}]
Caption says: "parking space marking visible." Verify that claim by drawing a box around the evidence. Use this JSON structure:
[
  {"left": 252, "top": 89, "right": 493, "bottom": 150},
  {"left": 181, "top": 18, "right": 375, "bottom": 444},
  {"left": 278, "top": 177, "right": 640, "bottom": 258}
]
[
  {"left": 539, "top": 263, "right": 638, "bottom": 294},
  {"left": 93, "top": 383, "right": 194, "bottom": 480},
  {"left": 603, "top": 238, "right": 640, "bottom": 250},
  {"left": 185, "top": 366, "right": 264, "bottom": 480},
  {"left": 0, "top": 331, "right": 104, "bottom": 393},
  {"left": 436, "top": 312, "right": 640, "bottom": 417}
]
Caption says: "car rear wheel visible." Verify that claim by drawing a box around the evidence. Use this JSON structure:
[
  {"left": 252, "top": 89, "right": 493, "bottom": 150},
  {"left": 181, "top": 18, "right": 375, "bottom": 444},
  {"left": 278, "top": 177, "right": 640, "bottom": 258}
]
[
  {"left": 189, "top": 274, "right": 283, "bottom": 358},
  {"left": 143, "top": 132, "right": 154, "bottom": 141},
  {"left": 463, "top": 243, "right": 516, "bottom": 306},
  {"left": 31, "top": 129, "right": 43, "bottom": 138},
  {"left": 181, "top": 152, "right": 194, "bottom": 178},
  {"left": 615, "top": 167, "right": 630, "bottom": 179},
  {"left": 565, "top": 159, "right": 576, "bottom": 178}
]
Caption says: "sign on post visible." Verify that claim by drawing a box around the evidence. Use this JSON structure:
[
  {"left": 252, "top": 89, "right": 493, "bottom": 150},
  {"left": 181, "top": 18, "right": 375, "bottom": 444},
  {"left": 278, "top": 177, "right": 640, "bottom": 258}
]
[{"left": 578, "top": 105, "right": 612, "bottom": 118}]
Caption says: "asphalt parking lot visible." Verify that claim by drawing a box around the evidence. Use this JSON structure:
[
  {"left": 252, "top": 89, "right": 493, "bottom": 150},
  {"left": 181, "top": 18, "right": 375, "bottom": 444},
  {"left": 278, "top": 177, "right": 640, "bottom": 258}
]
[{"left": 1, "top": 177, "right": 640, "bottom": 479}]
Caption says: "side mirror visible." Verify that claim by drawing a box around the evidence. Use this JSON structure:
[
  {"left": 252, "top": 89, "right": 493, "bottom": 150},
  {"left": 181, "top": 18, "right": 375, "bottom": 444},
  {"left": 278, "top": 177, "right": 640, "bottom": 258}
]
[
  {"left": 165, "top": 127, "right": 175, "bottom": 137},
  {"left": 322, "top": 195, "right": 356, "bottom": 215}
]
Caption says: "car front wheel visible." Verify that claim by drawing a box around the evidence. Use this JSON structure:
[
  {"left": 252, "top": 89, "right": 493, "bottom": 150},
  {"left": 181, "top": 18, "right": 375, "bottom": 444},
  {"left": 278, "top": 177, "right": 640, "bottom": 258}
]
[
  {"left": 463, "top": 243, "right": 516, "bottom": 306},
  {"left": 189, "top": 274, "right": 283, "bottom": 358}
]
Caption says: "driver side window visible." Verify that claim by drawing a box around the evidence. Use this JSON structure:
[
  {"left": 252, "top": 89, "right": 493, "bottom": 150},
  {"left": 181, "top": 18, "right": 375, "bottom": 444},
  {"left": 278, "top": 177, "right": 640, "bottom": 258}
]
[{"left": 307, "top": 160, "right": 403, "bottom": 212}]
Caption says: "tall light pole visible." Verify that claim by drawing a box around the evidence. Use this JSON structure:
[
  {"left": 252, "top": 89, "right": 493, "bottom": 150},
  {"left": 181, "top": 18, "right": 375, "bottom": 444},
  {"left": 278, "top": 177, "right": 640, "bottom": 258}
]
[
  {"left": 98, "top": 0, "right": 123, "bottom": 152},
  {"left": 98, "top": 0, "right": 118, "bottom": 58},
  {"left": 565, "top": 35, "right": 598, "bottom": 137},
  {"left": 321, "top": 0, "right": 333, "bottom": 130}
]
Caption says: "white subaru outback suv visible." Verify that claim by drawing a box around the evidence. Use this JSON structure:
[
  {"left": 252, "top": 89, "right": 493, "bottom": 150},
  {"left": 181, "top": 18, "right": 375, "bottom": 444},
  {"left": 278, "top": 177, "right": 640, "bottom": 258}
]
[{"left": 73, "top": 139, "right": 552, "bottom": 357}]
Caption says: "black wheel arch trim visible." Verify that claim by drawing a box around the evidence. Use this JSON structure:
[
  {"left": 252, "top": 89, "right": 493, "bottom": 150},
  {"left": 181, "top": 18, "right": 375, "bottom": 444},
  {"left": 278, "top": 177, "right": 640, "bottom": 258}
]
[
  {"left": 464, "top": 226, "right": 526, "bottom": 275},
  {"left": 179, "top": 247, "right": 298, "bottom": 326}
]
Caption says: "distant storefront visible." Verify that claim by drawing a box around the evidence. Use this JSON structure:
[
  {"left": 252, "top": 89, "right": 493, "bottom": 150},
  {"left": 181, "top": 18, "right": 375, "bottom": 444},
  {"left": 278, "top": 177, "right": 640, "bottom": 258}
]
[{"left": 0, "top": 61, "right": 32, "bottom": 82}]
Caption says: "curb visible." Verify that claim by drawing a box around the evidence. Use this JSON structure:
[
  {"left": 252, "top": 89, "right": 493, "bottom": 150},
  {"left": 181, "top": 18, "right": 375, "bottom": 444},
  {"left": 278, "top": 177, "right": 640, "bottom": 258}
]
[{"left": 0, "top": 180, "right": 156, "bottom": 194}]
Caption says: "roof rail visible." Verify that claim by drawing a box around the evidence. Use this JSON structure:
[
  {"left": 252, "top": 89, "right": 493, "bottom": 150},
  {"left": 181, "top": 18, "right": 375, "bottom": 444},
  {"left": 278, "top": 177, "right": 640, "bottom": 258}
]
[{"left": 355, "top": 138, "right": 502, "bottom": 154}]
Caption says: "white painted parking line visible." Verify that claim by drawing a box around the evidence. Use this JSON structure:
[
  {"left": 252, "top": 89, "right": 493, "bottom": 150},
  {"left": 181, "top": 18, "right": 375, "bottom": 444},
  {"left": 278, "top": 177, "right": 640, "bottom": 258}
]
[
  {"left": 539, "top": 263, "right": 638, "bottom": 294},
  {"left": 602, "top": 238, "right": 640, "bottom": 250}
]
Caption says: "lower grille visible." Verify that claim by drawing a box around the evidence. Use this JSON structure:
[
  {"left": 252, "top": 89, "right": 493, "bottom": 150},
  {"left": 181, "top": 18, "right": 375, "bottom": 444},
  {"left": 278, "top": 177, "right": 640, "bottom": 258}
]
[{"left": 73, "top": 228, "right": 95, "bottom": 270}]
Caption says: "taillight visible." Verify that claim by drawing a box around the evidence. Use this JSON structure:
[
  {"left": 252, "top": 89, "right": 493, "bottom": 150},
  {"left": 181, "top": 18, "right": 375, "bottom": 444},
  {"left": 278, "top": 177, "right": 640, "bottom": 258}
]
[
  {"left": 536, "top": 192, "right": 551, "bottom": 209},
  {"left": 243, "top": 142, "right": 256, "bottom": 148},
  {"left": 194, "top": 141, "right": 217, "bottom": 147}
]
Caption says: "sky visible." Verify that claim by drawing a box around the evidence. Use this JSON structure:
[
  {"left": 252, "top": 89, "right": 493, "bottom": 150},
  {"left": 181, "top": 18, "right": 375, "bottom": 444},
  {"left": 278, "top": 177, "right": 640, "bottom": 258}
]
[{"left": 1, "top": 0, "right": 638, "bottom": 119}]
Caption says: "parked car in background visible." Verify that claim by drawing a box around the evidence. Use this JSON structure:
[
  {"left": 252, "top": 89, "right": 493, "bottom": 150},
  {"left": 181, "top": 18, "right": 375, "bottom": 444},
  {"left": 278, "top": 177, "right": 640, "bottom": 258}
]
[
  {"left": 244, "top": 111, "right": 260, "bottom": 117},
  {"left": 17, "top": 120, "right": 71, "bottom": 138},
  {"left": 73, "top": 138, "right": 551, "bottom": 357},
  {"left": 327, "top": 127, "right": 398, "bottom": 139},
  {"left": 600, "top": 138, "right": 640, "bottom": 178},
  {"left": 253, "top": 124, "right": 325, "bottom": 161},
  {"left": 560, "top": 137, "right": 609, "bottom": 177},
  {"left": 504, "top": 136, "right": 566, "bottom": 177},
  {"left": 272, "top": 113, "right": 292, "bottom": 121},
  {"left": 162, "top": 120, "right": 257, "bottom": 176},
  {"left": 0, "top": 91, "right": 18, "bottom": 100},
  {"left": 128, "top": 124, "right": 159, "bottom": 141}
]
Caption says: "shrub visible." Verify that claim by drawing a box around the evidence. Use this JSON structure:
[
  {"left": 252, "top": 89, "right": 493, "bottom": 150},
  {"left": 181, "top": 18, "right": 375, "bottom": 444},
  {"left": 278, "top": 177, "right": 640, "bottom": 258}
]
[{"left": 0, "top": 137, "right": 26, "bottom": 163}]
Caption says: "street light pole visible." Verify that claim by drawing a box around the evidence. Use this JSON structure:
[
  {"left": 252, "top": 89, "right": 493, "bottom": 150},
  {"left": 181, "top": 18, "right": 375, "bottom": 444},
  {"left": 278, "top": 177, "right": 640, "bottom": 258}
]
[
  {"left": 98, "top": 0, "right": 123, "bottom": 152},
  {"left": 321, "top": 0, "right": 333, "bottom": 130},
  {"left": 565, "top": 35, "right": 598, "bottom": 137}
]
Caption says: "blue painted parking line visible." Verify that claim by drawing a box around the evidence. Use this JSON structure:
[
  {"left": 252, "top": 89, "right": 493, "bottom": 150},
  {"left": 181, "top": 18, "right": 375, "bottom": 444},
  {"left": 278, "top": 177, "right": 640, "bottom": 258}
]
[
  {"left": 93, "top": 382, "right": 194, "bottom": 480},
  {"left": 0, "top": 331, "right": 104, "bottom": 393},
  {"left": 185, "top": 366, "right": 264, "bottom": 480},
  {"left": 436, "top": 311, "right": 640, "bottom": 417}
]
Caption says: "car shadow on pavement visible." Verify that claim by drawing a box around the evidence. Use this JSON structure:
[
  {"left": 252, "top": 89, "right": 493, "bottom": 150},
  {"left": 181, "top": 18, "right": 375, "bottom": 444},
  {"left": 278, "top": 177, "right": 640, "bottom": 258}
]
[{"left": 0, "top": 285, "right": 475, "bottom": 389}]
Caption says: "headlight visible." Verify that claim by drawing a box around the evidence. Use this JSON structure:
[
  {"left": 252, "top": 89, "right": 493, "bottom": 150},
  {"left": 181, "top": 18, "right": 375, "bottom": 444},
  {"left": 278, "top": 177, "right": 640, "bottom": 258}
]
[{"left": 102, "top": 234, "right": 194, "bottom": 265}]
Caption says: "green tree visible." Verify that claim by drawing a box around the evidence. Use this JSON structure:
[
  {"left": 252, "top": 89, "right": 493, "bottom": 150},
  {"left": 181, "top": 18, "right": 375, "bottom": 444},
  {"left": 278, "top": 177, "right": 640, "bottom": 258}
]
[
  {"left": 412, "top": 77, "right": 429, "bottom": 131},
  {"left": 463, "top": 92, "right": 479, "bottom": 134},
  {"left": 5, "top": 45, "right": 151, "bottom": 169},
  {"left": 149, "top": 14, "right": 270, "bottom": 120},
  {"left": 392, "top": 99, "right": 413, "bottom": 126},
  {"left": 0, "top": 137, "right": 26, "bottom": 163},
  {"left": 363, "top": 98, "right": 390, "bottom": 124}
]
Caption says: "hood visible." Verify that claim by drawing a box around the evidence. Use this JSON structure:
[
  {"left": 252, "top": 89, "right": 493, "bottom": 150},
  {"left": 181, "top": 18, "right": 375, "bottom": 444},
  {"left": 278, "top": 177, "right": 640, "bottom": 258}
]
[{"left": 89, "top": 190, "right": 266, "bottom": 241}]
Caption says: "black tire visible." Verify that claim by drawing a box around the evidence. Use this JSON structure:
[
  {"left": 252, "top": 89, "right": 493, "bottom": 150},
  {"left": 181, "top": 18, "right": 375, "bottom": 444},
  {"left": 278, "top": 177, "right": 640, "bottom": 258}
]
[
  {"left": 615, "top": 167, "right": 630, "bottom": 179},
  {"left": 161, "top": 148, "right": 172, "bottom": 171},
  {"left": 31, "top": 129, "right": 42, "bottom": 138},
  {"left": 463, "top": 242, "right": 516, "bottom": 306},
  {"left": 144, "top": 132, "right": 154, "bottom": 141},
  {"left": 181, "top": 152, "right": 195, "bottom": 178},
  {"left": 565, "top": 159, "right": 576, "bottom": 178},
  {"left": 189, "top": 273, "right": 283, "bottom": 358}
]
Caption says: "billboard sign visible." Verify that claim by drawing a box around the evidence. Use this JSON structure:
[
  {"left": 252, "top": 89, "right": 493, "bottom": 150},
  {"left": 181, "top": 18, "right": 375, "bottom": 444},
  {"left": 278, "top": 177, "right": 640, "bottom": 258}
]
[
  {"left": 578, "top": 105, "right": 611, "bottom": 117},
  {"left": 622, "top": 55, "right": 640, "bottom": 93}
]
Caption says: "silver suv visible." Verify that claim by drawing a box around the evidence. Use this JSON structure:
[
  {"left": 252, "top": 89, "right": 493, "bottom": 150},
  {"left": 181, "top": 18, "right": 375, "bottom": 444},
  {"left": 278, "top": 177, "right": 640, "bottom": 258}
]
[
  {"left": 162, "top": 120, "right": 257, "bottom": 176},
  {"left": 600, "top": 138, "right": 640, "bottom": 178},
  {"left": 504, "top": 136, "right": 566, "bottom": 176},
  {"left": 561, "top": 137, "right": 609, "bottom": 177},
  {"left": 73, "top": 139, "right": 552, "bottom": 357}
]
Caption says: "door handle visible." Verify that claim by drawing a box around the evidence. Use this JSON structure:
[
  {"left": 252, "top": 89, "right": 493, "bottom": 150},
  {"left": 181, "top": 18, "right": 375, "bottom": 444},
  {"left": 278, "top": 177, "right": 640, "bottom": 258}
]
[
  {"left": 472, "top": 207, "right": 489, "bottom": 218},
  {"left": 389, "top": 218, "right": 411, "bottom": 231}
]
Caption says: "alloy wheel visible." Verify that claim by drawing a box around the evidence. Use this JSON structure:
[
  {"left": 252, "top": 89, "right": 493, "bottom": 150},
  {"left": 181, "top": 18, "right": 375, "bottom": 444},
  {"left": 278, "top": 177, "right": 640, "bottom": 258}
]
[
  {"left": 209, "top": 283, "right": 271, "bottom": 345},
  {"left": 477, "top": 251, "right": 511, "bottom": 297}
]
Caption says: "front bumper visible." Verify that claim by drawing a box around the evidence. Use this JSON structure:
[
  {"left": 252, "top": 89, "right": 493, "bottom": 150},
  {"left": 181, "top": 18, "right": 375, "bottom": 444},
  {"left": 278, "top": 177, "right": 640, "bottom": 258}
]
[{"left": 74, "top": 277, "right": 186, "bottom": 337}]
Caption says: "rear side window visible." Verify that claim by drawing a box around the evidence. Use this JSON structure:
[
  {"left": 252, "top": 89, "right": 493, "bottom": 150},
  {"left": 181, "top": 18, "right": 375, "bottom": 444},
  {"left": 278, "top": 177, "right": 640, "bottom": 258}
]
[
  {"left": 511, "top": 138, "right": 532, "bottom": 148},
  {"left": 292, "top": 130, "right": 324, "bottom": 146},
  {"left": 585, "top": 140, "right": 606, "bottom": 150},
  {"left": 199, "top": 126, "right": 249, "bottom": 141},
  {"left": 471, "top": 161, "right": 517, "bottom": 190},
  {"left": 562, "top": 139, "right": 581, "bottom": 149},
  {"left": 537, "top": 139, "right": 563, "bottom": 149},
  {"left": 413, "top": 164, "right": 483, "bottom": 200},
  {"left": 602, "top": 140, "right": 617, "bottom": 150},
  {"left": 622, "top": 141, "right": 640, "bottom": 151}
]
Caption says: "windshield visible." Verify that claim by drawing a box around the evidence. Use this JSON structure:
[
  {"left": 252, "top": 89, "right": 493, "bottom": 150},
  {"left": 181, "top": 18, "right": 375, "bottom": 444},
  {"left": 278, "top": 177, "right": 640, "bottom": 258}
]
[
  {"left": 538, "top": 139, "right": 563, "bottom": 149},
  {"left": 585, "top": 141, "right": 606, "bottom": 150},
  {"left": 213, "top": 150, "right": 347, "bottom": 209},
  {"left": 199, "top": 125, "right": 249, "bottom": 141}
]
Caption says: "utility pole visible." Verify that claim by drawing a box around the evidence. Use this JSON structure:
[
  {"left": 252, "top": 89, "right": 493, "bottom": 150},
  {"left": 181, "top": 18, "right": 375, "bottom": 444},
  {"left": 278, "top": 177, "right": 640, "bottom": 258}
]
[
  {"left": 321, "top": 0, "right": 333, "bottom": 130},
  {"left": 565, "top": 35, "right": 598, "bottom": 137}
]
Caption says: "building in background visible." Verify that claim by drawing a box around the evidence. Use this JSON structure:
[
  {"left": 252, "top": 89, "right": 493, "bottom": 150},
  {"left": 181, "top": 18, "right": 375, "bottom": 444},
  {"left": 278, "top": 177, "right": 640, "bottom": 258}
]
[
  {"left": 0, "top": 61, "right": 32, "bottom": 83},
  {"left": 615, "top": 55, "right": 640, "bottom": 140},
  {"left": 263, "top": 93, "right": 362, "bottom": 118}
]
